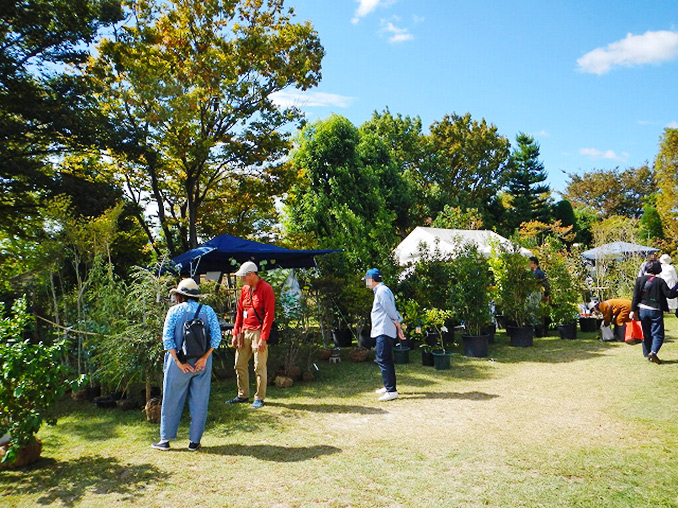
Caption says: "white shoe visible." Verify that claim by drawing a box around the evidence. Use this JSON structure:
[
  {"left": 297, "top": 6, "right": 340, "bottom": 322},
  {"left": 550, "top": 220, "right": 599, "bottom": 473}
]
[
  {"left": 378, "top": 391, "right": 398, "bottom": 402},
  {"left": 375, "top": 387, "right": 387, "bottom": 394}
]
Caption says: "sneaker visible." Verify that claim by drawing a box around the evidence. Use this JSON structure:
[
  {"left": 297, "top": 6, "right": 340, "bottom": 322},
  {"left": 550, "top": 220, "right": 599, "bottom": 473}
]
[
  {"left": 252, "top": 399, "right": 265, "bottom": 409},
  {"left": 151, "top": 441, "right": 170, "bottom": 451},
  {"left": 378, "top": 391, "right": 399, "bottom": 402},
  {"left": 375, "top": 387, "right": 387, "bottom": 394},
  {"left": 226, "top": 396, "right": 249, "bottom": 404},
  {"left": 188, "top": 441, "right": 200, "bottom": 452},
  {"left": 649, "top": 352, "right": 662, "bottom": 364}
]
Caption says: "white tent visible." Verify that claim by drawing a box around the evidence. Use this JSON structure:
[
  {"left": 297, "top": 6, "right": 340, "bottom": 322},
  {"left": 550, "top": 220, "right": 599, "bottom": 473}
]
[{"left": 393, "top": 227, "right": 531, "bottom": 266}]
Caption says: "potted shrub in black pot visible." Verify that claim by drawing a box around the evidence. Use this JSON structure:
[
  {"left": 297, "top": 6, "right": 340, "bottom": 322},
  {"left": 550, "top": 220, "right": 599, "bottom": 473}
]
[
  {"left": 423, "top": 308, "right": 454, "bottom": 370},
  {"left": 489, "top": 246, "right": 541, "bottom": 347},
  {"left": 538, "top": 239, "right": 582, "bottom": 340},
  {"left": 450, "top": 244, "right": 493, "bottom": 357}
]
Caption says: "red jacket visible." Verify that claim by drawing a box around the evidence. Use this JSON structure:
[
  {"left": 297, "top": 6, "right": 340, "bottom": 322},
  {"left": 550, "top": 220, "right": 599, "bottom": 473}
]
[{"left": 233, "top": 278, "right": 275, "bottom": 341}]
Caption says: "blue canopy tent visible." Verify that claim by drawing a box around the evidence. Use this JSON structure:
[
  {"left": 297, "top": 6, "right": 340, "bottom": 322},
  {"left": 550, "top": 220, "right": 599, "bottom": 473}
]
[
  {"left": 581, "top": 241, "right": 659, "bottom": 261},
  {"left": 171, "top": 234, "right": 339, "bottom": 277}
]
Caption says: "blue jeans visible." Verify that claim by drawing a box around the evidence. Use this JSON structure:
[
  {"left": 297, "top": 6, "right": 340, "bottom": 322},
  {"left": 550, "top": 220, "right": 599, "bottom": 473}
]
[
  {"left": 375, "top": 335, "right": 396, "bottom": 393},
  {"left": 638, "top": 308, "right": 664, "bottom": 357},
  {"left": 160, "top": 352, "right": 212, "bottom": 443}
]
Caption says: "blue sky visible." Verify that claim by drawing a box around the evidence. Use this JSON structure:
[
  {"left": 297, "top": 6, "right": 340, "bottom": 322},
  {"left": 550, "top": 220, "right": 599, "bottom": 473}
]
[{"left": 272, "top": 0, "right": 678, "bottom": 194}]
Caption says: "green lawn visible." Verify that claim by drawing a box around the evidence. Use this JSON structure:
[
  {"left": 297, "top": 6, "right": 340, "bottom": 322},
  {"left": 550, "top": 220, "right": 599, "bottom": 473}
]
[{"left": 3, "top": 318, "right": 678, "bottom": 508}]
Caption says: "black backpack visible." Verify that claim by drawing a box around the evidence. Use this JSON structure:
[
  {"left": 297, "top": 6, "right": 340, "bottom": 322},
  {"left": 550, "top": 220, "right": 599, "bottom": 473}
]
[{"left": 180, "top": 304, "right": 209, "bottom": 360}]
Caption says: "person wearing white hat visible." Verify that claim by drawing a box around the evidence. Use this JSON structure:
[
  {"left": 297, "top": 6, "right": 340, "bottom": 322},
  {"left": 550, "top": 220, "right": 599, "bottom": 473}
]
[
  {"left": 658, "top": 254, "right": 678, "bottom": 311},
  {"left": 152, "top": 278, "right": 222, "bottom": 452},
  {"left": 228, "top": 261, "right": 275, "bottom": 408}
]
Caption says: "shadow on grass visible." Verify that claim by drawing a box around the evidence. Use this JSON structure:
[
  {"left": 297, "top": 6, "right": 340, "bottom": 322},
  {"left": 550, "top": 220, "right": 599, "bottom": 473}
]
[
  {"left": 406, "top": 390, "right": 500, "bottom": 401},
  {"left": 0, "top": 455, "right": 164, "bottom": 507},
  {"left": 206, "top": 443, "right": 341, "bottom": 462},
  {"left": 265, "top": 401, "right": 387, "bottom": 414},
  {"left": 490, "top": 332, "right": 618, "bottom": 364}
]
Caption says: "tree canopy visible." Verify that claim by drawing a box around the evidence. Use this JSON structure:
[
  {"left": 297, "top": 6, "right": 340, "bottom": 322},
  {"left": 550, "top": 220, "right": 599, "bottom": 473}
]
[{"left": 88, "top": 0, "right": 324, "bottom": 256}]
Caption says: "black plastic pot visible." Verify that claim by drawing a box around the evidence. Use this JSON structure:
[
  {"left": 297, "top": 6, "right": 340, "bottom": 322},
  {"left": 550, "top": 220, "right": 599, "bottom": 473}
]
[
  {"left": 579, "top": 317, "right": 598, "bottom": 333},
  {"left": 332, "top": 329, "right": 353, "bottom": 348},
  {"left": 557, "top": 322, "right": 578, "bottom": 340},
  {"left": 421, "top": 349, "right": 435, "bottom": 366},
  {"left": 358, "top": 329, "right": 375, "bottom": 349},
  {"left": 481, "top": 324, "right": 496, "bottom": 344},
  {"left": 506, "top": 326, "right": 534, "bottom": 347},
  {"left": 393, "top": 346, "right": 410, "bottom": 364},
  {"left": 432, "top": 350, "right": 452, "bottom": 370},
  {"left": 462, "top": 334, "right": 490, "bottom": 357},
  {"left": 425, "top": 332, "right": 438, "bottom": 347},
  {"left": 442, "top": 328, "right": 455, "bottom": 347}
]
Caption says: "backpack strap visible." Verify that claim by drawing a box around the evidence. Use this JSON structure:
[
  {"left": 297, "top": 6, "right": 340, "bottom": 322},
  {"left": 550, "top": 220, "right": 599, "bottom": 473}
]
[{"left": 193, "top": 303, "right": 203, "bottom": 320}]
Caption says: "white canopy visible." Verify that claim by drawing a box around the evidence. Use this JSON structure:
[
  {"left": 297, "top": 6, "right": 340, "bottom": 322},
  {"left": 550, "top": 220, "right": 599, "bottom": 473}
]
[{"left": 393, "top": 227, "right": 532, "bottom": 266}]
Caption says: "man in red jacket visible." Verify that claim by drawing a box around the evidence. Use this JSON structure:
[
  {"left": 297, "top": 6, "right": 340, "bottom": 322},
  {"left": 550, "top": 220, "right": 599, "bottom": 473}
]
[{"left": 227, "top": 261, "right": 275, "bottom": 408}]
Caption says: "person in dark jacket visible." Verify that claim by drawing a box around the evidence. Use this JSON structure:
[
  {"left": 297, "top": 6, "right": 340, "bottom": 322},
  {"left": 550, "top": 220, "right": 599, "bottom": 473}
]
[{"left": 630, "top": 260, "right": 678, "bottom": 364}]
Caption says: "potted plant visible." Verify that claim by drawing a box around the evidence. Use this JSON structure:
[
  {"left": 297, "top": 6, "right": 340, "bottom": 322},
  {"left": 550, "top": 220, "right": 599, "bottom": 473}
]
[
  {"left": 450, "top": 245, "right": 493, "bottom": 357},
  {"left": 489, "top": 246, "right": 541, "bottom": 347},
  {"left": 537, "top": 239, "right": 582, "bottom": 340},
  {"left": 423, "top": 308, "right": 454, "bottom": 369},
  {"left": 0, "top": 297, "right": 84, "bottom": 468}
]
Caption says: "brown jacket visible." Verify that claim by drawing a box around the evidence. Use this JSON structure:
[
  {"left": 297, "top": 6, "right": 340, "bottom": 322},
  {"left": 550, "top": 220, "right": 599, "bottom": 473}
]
[{"left": 598, "top": 299, "right": 632, "bottom": 326}]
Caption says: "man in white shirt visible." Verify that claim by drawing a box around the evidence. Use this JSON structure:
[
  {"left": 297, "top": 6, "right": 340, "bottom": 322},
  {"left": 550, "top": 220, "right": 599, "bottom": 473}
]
[{"left": 363, "top": 268, "right": 406, "bottom": 401}]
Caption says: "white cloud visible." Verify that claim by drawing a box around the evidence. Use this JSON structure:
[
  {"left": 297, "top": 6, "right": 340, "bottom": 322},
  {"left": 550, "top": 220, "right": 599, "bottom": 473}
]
[
  {"left": 532, "top": 130, "right": 550, "bottom": 138},
  {"left": 412, "top": 14, "right": 425, "bottom": 24},
  {"left": 579, "top": 148, "right": 628, "bottom": 161},
  {"left": 270, "top": 90, "right": 357, "bottom": 109},
  {"left": 667, "top": 121, "right": 678, "bottom": 129},
  {"left": 577, "top": 30, "right": 678, "bottom": 75},
  {"left": 380, "top": 19, "right": 413, "bottom": 43},
  {"left": 352, "top": 0, "right": 395, "bottom": 24}
]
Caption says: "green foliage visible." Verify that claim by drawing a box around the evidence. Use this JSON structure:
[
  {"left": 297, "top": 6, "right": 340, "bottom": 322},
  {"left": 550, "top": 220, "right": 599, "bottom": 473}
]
[
  {"left": 85, "top": 264, "right": 174, "bottom": 397},
  {"left": 0, "top": 297, "right": 84, "bottom": 463},
  {"left": 504, "top": 132, "right": 552, "bottom": 232},
  {"left": 396, "top": 243, "right": 457, "bottom": 317},
  {"left": 489, "top": 246, "right": 541, "bottom": 328},
  {"left": 655, "top": 128, "right": 678, "bottom": 239},
  {"left": 430, "top": 205, "right": 484, "bottom": 230},
  {"left": 0, "top": 0, "right": 123, "bottom": 236},
  {"left": 563, "top": 165, "right": 656, "bottom": 219},
  {"left": 89, "top": 0, "right": 324, "bottom": 255},
  {"left": 421, "top": 308, "right": 453, "bottom": 351},
  {"left": 533, "top": 238, "right": 583, "bottom": 324},
  {"left": 639, "top": 205, "right": 664, "bottom": 243},
  {"left": 448, "top": 244, "right": 493, "bottom": 336},
  {"left": 284, "top": 115, "right": 398, "bottom": 270},
  {"left": 425, "top": 112, "right": 511, "bottom": 218}
]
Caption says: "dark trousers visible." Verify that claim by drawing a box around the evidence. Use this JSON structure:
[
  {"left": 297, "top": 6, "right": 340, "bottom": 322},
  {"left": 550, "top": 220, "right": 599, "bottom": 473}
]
[
  {"left": 375, "top": 334, "right": 396, "bottom": 392},
  {"left": 639, "top": 308, "right": 664, "bottom": 357}
]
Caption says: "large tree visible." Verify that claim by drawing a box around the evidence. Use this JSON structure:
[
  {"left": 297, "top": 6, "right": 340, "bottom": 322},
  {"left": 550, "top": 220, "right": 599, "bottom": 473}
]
[
  {"left": 424, "top": 112, "right": 511, "bottom": 221},
  {"left": 359, "top": 108, "right": 426, "bottom": 231},
  {"left": 504, "top": 132, "right": 551, "bottom": 231},
  {"left": 655, "top": 128, "right": 678, "bottom": 237},
  {"left": 0, "top": 0, "right": 123, "bottom": 235},
  {"left": 283, "top": 114, "right": 396, "bottom": 269},
  {"left": 562, "top": 165, "right": 656, "bottom": 219},
  {"left": 89, "top": 0, "right": 324, "bottom": 256}
]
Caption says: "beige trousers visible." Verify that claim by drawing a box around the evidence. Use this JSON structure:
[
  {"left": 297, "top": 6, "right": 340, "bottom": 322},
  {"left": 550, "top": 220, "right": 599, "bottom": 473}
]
[{"left": 234, "top": 329, "right": 267, "bottom": 401}]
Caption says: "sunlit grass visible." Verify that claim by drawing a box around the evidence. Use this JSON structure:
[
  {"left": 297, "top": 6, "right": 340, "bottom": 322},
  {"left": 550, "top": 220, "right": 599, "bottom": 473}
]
[{"left": 2, "top": 318, "right": 678, "bottom": 507}]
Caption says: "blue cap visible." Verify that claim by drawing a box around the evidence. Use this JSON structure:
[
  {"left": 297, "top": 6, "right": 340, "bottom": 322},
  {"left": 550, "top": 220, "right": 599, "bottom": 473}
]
[{"left": 362, "top": 268, "right": 381, "bottom": 280}]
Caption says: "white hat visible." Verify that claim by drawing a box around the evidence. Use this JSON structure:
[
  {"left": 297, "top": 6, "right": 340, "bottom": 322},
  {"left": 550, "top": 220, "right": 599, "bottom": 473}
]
[
  {"left": 234, "top": 261, "right": 258, "bottom": 276},
  {"left": 660, "top": 254, "right": 672, "bottom": 265},
  {"left": 169, "top": 278, "right": 203, "bottom": 298}
]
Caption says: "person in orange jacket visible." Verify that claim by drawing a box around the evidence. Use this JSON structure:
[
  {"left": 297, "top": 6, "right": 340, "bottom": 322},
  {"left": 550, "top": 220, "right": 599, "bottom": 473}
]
[{"left": 590, "top": 299, "right": 632, "bottom": 341}]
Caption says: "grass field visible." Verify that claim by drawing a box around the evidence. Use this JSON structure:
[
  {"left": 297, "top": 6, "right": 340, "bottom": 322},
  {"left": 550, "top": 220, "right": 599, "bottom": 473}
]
[{"left": 2, "top": 318, "right": 678, "bottom": 508}]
